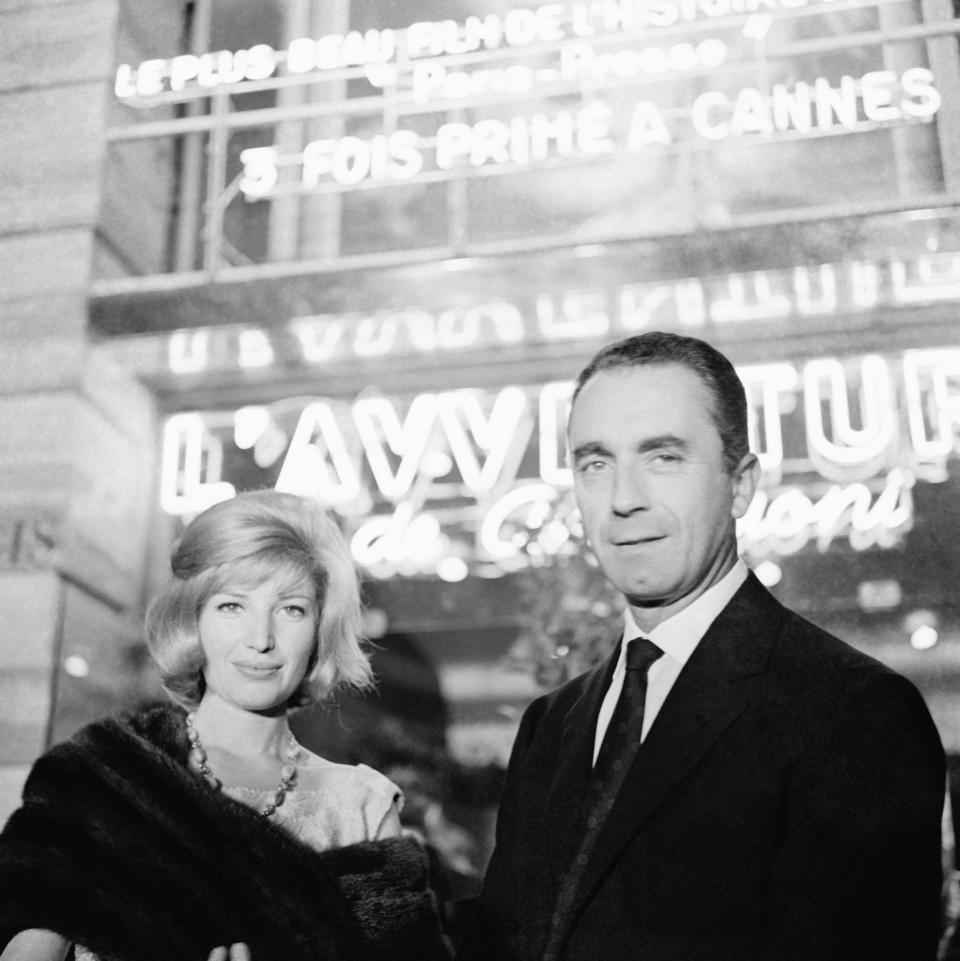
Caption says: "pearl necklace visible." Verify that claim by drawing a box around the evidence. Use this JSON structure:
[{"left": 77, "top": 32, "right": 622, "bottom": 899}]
[{"left": 185, "top": 712, "right": 300, "bottom": 817}]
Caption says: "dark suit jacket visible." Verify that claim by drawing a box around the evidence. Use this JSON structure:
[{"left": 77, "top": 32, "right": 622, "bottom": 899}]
[{"left": 458, "top": 573, "right": 945, "bottom": 961}]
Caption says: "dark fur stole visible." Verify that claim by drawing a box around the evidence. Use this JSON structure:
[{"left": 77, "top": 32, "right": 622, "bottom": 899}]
[{"left": 0, "top": 702, "right": 451, "bottom": 961}]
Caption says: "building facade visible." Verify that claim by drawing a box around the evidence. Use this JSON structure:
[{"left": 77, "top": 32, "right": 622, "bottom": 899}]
[{"left": 3, "top": 0, "right": 960, "bottom": 824}]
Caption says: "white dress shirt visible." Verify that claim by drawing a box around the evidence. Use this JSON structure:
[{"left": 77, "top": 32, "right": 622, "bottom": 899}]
[{"left": 592, "top": 560, "right": 749, "bottom": 764}]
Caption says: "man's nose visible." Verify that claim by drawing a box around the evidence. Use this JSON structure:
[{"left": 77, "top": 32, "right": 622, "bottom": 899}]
[{"left": 611, "top": 466, "right": 650, "bottom": 515}]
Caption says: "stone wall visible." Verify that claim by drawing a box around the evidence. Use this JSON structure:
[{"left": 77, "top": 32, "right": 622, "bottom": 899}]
[{"left": 0, "top": 0, "right": 173, "bottom": 822}]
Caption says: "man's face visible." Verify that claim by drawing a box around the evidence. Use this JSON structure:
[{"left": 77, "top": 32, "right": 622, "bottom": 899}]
[{"left": 568, "top": 364, "right": 758, "bottom": 630}]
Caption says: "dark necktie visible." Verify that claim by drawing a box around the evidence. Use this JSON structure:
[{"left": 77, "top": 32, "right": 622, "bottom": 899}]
[{"left": 543, "top": 637, "right": 664, "bottom": 961}]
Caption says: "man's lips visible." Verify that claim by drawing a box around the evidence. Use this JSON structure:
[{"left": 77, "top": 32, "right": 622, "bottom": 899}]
[{"left": 611, "top": 534, "right": 666, "bottom": 546}]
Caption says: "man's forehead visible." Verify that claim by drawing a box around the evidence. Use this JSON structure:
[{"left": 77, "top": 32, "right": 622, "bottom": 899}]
[{"left": 570, "top": 364, "right": 713, "bottom": 423}]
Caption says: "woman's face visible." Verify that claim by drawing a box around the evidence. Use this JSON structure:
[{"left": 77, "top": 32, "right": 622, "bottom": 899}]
[{"left": 198, "top": 571, "right": 318, "bottom": 715}]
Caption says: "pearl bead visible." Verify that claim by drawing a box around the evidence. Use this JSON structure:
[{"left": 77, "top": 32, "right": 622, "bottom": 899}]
[{"left": 184, "top": 712, "right": 299, "bottom": 818}]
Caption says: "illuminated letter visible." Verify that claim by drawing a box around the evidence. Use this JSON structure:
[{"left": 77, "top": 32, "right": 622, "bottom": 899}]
[
  {"left": 528, "top": 111, "right": 575, "bottom": 161},
  {"left": 406, "top": 21, "right": 443, "bottom": 58},
  {"left": 115, "top": 64, "right": 137, "bottom": 98},
  {"left": 239, "top": 147, "right": 279, "bottom": 199},
  {"left": 353, "top": 394, "right": 439, "bottom": 499},
  {"left": 354, "top": 314, "right": 397, "bottom": 357},
  {"left": 731, "top": 87, "right": 773, "bottom": 136},
  {"left": 436, "top": 122, "right": 473, "bottom": 168},
  {"left": 197, "top": 51, "right": 244, "bottom": 88},
  {"left": 804, "top": 355, "right": 896, "bottom": 473},
  {"left": 901, "top": 67, "right": 941, "bottom": 119},
  {"left": 793, "top": 264, "right": 837, "bottom": 315},
  {"left": 331, "top": 136, "right": 372, "bottom": 185},
  {"left": 275, "top": 402, "right": 360, "bottom": 505},
  {"left": 286, "top": 38, "right": 317, "bottom": 73},
  {"left": 289, "top": 316, "right": 344, "bottom": 363},
  {"left": 160, "top": 413, "right": 235, "bottom": 515},
  {"left": 539, "top": 380, "right": 575, "bottom": 486},
  {"left": 711, "top": 271, "right": 791, "bottom": 323},
  {"left": 136, "top": 59, "right": 167, "bottom": 96},
  {"left": 470, "top": 119, "right": 512, "bottom": 166},
  {"left": 902, "top": 348, "right": 960, "bottom": 459},
  {"left": 627, "top": 101, "right": 672, "bottom": 146},
  {"left": 578, "top": 102, "right": 614, "bottom": 154},
  {"left": 891, "top": 252, "right": 960, "bottom": 303},
  {"left": 537, "top": 289, "right": 610, "bottom": 340},
  {"left": 169, "top": 330, "right": 209, "bottom": 374},
  {"left": 692, "top": 91, "right": 730, "bottom": 140},
  {"left": 560, "top": 42, "right": 595, "bottom": 80},
  {"left": 350, "top": 503, "right": 446, "bottom": 574},
  {"left": 302, "top": 140, "right": 336, "bottom": 188},
  {"left": 619, "top": 280, "right": 705, "bottom": 330},
  {"left": 814, "top": 75, "right": 858, "bottom": 131},
  {"left": 169, "top": 55, "right": 201, "bottom": 92},
  {"left": 850, "top": 260, "right": 881, "bottom": 308},
  {"left": 237, "top": 329, "right": 274, "bottom": 368},
  {"left": 396, "top": 310, "right": 438, "bottom": 352},
  {"left": 737, "top": 363, "right": 798, "bottom": 476},
  {"left": 438, "top": 302, "right": 524, "bottom": 348},
  {"left": 479, "top": 483, "right": 560, "bottom": 561},
  {"left": 234, "top": 406, "right": 271, "bottom": 450},
  {"left": 412, "top": 62, "right": 446, "bottom": 102},
  {"left": 243, "top": 44, "right": 278, "bottom": 81},
  {"left": 860, "top": 70, "right": 898, "bottom": 122},
  {"left": 437, "top": 387, "right": 531, "bottom": 492},
  {"left": 771, "top": 81, "right": 813, "bottom": 134},
  {"left": 384, "top": 131, "right": 424, "bottom": 178}
]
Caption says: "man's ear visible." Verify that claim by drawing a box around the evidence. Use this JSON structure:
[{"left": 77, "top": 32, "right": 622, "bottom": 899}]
[{"left": 731, "top": 453, "right": 760, "bottom": 520}]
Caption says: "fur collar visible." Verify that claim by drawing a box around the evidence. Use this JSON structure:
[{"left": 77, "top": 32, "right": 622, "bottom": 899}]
[{"left": 0, "top": 702, "right": 450, "bottom": 961}]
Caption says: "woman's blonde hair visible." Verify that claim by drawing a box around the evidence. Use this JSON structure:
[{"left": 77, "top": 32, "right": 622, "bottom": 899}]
[{"left": 145, "top": 490, "right": 371, "bottom": 710}]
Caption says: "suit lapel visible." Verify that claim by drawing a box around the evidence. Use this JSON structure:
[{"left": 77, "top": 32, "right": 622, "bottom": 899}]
[
  {"left": 542, "top": 644, "right": 620, "bottom": 876},
  {"left": 565, "top": 574, "right": 782, "bottom": 924}
]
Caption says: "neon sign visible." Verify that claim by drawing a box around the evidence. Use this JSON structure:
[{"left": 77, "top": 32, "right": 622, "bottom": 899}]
[
  {"left": 114, "top": 0, "right": 853, "bottom": 100},
  {"left": 160, "top": 251, "right": 960, "bottom": 378},
  {"left": 112, "top": 0, "right": 943, "bottom": 209},
  {"left": 237, "top": 68, "right": 938, "bottom": 196},
  {"left": 160, "top": 347, "right": 960, "bottom": 577}
]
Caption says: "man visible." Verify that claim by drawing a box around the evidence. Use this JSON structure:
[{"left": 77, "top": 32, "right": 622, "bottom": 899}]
[{"left": 457, "top": 331, "right": 945, "bottom": 961}]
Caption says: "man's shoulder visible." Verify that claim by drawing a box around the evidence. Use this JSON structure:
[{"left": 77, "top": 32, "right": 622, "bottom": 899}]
[
  {"left": 727, "top": 573, "right": 922, "bottom": 710},
  {"left": 774, "top": 603, "right": 894, "bottom": 678},
  {"left": 731, "top": 572, "right": 897, "bottom": 681},
  {"left": 761, "top": 602, "right": 933, "bottom": 730}
]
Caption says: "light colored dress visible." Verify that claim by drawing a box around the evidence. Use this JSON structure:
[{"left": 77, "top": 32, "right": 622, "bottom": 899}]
[
  {"left": 74, "top": 759, "right": 402, "bottom": 961},
  {"left": 224, "top": 759, "right": 403, "bottom": 848}
]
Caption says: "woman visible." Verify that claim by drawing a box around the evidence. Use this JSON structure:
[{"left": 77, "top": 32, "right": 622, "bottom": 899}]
[{"left": 0, "top": 490, "right": 451, "bottom": 961}]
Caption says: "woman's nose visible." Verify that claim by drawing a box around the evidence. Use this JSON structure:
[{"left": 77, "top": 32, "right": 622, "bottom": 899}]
[{"left": 245, "top": 612, "right": 275, "bottom": 651}]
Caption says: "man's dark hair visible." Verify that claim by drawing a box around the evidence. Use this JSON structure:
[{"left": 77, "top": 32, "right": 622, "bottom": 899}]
[{"left": 572, "top": 331, "right": 749, "bottom": 474}]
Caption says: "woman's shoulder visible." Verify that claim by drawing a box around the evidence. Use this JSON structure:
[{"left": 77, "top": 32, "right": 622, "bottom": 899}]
[{"left": 298, "top": 751, "right": 399, "bottom": 799}]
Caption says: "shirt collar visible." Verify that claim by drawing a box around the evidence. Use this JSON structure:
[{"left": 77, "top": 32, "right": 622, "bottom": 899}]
[{"left": 620, "top": 559, "right": 749, "bottom": 668}]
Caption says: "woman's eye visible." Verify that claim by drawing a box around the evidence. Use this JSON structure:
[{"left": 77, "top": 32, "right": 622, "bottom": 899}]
[
  {"left": 282, "top": 604, "right": 308, "bottom": 617},
  {"left": 216, "top": 601, "right": 241, "bottom": 613}
]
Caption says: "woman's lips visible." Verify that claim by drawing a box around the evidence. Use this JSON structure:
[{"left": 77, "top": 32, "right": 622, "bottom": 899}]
[{"left": 232, "top": 662, "right": 282, "bottom": 677}]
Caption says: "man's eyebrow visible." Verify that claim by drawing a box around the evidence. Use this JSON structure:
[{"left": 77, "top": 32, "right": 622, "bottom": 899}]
[
  {"left": 571, "top": 441, "right": 611, "bottom": 462},
  {"left": 636, "top": 434, "right": 690, "bottom": 454}
]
